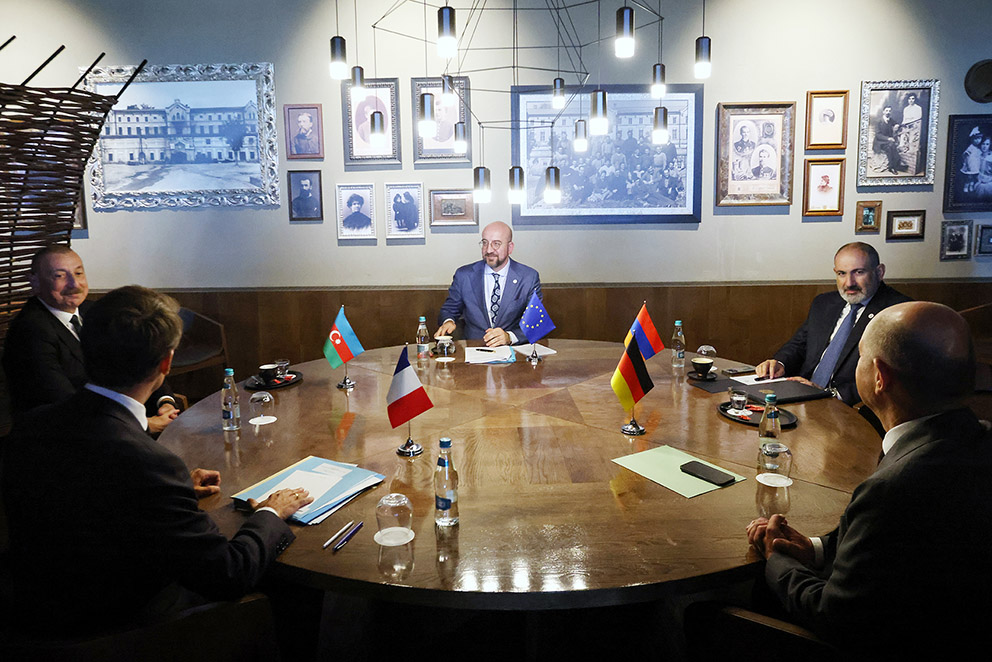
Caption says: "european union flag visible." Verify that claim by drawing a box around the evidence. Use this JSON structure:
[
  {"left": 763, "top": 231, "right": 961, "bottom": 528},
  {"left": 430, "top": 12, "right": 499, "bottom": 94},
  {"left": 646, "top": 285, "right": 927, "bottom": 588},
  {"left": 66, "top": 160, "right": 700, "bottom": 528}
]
[{"left": 520, "top": 291, "right": 555, "bottom": 344}]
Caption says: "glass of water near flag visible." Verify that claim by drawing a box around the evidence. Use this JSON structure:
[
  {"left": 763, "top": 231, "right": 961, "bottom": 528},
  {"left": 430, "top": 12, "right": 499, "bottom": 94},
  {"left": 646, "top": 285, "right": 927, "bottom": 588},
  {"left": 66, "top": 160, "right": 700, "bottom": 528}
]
[
  {"left": 323, "top": 306, "right": 365, "bottom": 390},
  {"left": 386, "top": 345, "right": 434, "bottom": 457},
  {"left": 519, "top": 291, "right": 555, "bottom": 365}
]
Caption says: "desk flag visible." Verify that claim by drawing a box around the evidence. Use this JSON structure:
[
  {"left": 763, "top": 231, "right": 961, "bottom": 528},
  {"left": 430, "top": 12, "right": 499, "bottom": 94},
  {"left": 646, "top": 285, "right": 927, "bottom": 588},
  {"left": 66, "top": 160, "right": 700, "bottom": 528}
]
[
  {"left": 520, "top": 291, "right": 556, "bottom": 344},
  {"left": 323, "top": 306, "right": 365, "bottom": 369},
  {"left": 624, "top": 303, "right": 664, "bottom": 360},
  {"left": 612, "top": 339, "right": 654, "bottom": 411},
  {"left": 386, "top": 346, "right": 434, "bottom": 428}
]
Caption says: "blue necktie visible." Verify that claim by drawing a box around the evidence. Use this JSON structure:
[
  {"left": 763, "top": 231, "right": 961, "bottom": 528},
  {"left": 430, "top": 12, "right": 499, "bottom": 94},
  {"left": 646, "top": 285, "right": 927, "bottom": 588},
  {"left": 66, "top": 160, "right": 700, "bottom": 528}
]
[
  {"left": 490, "top": 273, "right": 501, "bottom": 324},
  {"left": 811, "top": 304, "right": 862, "bottom": 388}
]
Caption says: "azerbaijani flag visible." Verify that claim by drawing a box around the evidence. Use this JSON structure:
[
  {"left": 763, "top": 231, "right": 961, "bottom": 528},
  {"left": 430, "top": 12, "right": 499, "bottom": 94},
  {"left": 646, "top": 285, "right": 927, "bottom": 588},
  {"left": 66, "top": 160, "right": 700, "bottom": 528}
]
[
  {"left": 323, "top": 306, "right": 365, "bottom": 369},
  {"left": 386, "top": 346, "right": 434, "bottom": 428},
  {"left": 611, "top": 339, "right": 654, "bottom": 412},
  {"left": 624, "top": 303, "right": 664, "bottom": 360}
]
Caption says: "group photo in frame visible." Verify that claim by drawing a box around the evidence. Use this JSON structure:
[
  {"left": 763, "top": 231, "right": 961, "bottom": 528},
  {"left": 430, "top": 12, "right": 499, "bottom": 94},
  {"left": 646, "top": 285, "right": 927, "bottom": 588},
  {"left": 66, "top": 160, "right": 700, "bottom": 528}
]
[
  {"left": 802, "top": 158, "right": 845, "bottom": 216},
  {"left": 341, "top": 78, "right": 401, "bottom": 169},
  {"left": 429, "top": 189, "right": 477, "bottom": 226},
  {"left": 855, "top": 200, "right": 882, "bottom": 234},
  {"left": 942, "top": 114, "right": 992, "bottom": 213},
  {"left": 509, "top": 83, "right": 704, "bottom": 225},
  {"left": 857, "top": 79, "right": 939, "bottom": 186},
  {"left": 384, "top": 182, "right": 424, "bottom": 238},
  {"left": 975, "top": 224, "right": 992, "bottom": 256},
  {"left": 717, "top": 101, "right": 796, "bottom": 206},
  {"left": 336, "top": 183, "right": 376, "bottom": 239},
  {"left": 886, "top": 209, "right": 926, "bottom": 241},
  {"left": 805, "top": 90, "right": 849, "bottom": 150},
  {"left": 410, "top": 77, "right": 471, "bottom": 166},
  {"left": 84, "top": 62, "right": 280, "bottom": 210},
  {"left": 287, "top": 170, "right": 322, "bottom": 222},
  {"left": 940, "top": 219, "right": 973, "bottom": 261},
  {"left": 284, "top": 103, "right": 323, "bottom": 159}
]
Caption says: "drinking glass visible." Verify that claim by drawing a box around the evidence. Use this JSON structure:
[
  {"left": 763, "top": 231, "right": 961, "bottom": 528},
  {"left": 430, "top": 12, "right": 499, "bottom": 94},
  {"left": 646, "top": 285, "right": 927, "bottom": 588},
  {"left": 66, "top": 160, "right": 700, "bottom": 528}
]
[
  {"left": 248, "top": 391, "right": 276, "bottom": 425},
  {"left": 374, "top": 493, "right": 415, "bottom": 546},
  {"left": 728, "top": 388, "right": 749, "bottom": 417},
  {"left": 696, "top": 344, "right": 717, "bottom": 357},
  {"left": 275, "top": 359, "right": 291, "bottom": 379},
  {"left": 756, "top": 441, "right": 793, "bottom": 487}
]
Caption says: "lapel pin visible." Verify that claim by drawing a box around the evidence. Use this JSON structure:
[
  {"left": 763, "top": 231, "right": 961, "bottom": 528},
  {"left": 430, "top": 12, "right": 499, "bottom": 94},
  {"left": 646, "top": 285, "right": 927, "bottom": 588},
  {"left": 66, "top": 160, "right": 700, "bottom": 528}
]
[{"left": 513, "top": 279, "right": 518, "bottom": 284}]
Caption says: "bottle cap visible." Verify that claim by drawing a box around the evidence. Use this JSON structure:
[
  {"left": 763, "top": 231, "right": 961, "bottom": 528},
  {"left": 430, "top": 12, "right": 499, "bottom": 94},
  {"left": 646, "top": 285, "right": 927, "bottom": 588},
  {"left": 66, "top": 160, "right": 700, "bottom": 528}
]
[
  {"left": 224, "top": 367, "right": 234, "bottom": 376},
  {"left": 439, "top": 437, "right": 452, "bottom": 448},
  {"left": 419, "top": 316, "right": 427, "bottom": 322},
  {"left": 675, "top": 320, "right": 682, "bottom": 326},
  {"left": 765, "top": 394, "right": 777, "bottom": 403}
]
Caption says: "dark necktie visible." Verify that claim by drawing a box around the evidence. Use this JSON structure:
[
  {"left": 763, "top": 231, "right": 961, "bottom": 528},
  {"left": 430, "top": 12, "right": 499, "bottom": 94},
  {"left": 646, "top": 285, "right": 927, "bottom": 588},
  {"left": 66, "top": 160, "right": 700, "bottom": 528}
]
[
  {"left": 70, "top": 314, "right": 82, "bottom": 337},
  {"left": 490, "top": 273, "right": 501, "bottom": 324},
  {"left": 811, "top": 303, "right": 862, "bottom": 388}
]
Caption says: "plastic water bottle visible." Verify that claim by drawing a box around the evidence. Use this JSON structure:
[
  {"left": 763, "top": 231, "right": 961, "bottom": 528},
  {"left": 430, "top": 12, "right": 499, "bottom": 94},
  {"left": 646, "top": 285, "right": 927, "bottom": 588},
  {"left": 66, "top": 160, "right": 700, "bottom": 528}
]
[
  {"left": 671, "top": 320, "right": 686, "bottom": 370},
  {"left": 434, "top": 437, "right": 459, "bottom": 526},
  {"left": 221, "top": 368, "right": 241, "bottom": 431},
  {"left": 758, "top": 393, "right": 780, "bottom": 439},
  {"left": 416, "top": 315, "right": 431, "bottom": 359}
]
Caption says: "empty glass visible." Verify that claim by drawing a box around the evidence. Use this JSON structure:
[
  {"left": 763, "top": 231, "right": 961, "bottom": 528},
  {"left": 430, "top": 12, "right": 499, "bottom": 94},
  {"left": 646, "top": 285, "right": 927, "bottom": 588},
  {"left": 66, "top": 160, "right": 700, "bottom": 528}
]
[
  {"left": 374, "top": 493, "right": 415, "bottom": 546},
  {"left": 248, "top": 391, "right": 276, "bottom": 425},
  {"left": 275, "top": 358, "right": 291, "bottom": 379},
  {"left": 696, "top": 345, "right": 717, "bottom": 357},
  {"left": 728, "top": 388, "right": 749, "bottom": 417},
  {"left": 756, "top": 441, "right": 793, "bottom": 487}
]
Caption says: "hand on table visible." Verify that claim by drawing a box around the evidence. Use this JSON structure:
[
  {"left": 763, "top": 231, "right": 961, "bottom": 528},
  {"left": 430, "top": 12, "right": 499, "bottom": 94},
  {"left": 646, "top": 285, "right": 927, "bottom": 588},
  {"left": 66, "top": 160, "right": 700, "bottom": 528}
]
[
  {"left": 755, "top": 360, "right": 785, "bottom": 380},
  {"left": 249, "top": 488, "right": 313, "bottom": 520},
  {"left": 746, "top": 514, "right": 814, "bottom": 564},
  {"left": 483, "top": 327, "right": 510, "bottom": 347},
  {"left": 435, "top": 320, "right": 456, "bottom": 338},
  {"left": 190, "top": 468, "right": 221, "bottom": 498}
]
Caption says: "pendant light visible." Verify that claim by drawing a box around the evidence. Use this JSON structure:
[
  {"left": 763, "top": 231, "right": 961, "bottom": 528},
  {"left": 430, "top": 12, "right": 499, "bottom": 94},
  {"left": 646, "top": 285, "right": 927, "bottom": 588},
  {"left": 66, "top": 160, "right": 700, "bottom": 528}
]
[
  {"left": 418, "top": 91, "right": 436, "bottom": 138},
  {"left": 652, "top": 106, "right": 669, "bottom": 144},
  {"left": 508, "top": 166, "right": 526, "bottom": 205},
  {"left": 329, "top": 36, "right": 348, "bottom": 79},
  {"left": 441, "top": 74, "right": 457, "bottom": 106},
  {"left": 453, "top": 121, "right": 467, "bottom": 154},
  {"left": 370, "top": 110, "right": 387, "bottom": 149},
  {"left": 437, "top": 5, "right": 457, "bottom": 59},
  {"left": 615, "top": 6, "right": 635, "bottom": 59},
  {"left": 694, "top": 0, "right": 711, "bottom": 79},
  {"left": 543, "top": 166, "right": 561, "bottom": 204},
  {"left": 590, "top": 89, "right": 608, "bottom": 135},
  {"left": 573, "top": 119, "right": 588, "bottom": 152}
]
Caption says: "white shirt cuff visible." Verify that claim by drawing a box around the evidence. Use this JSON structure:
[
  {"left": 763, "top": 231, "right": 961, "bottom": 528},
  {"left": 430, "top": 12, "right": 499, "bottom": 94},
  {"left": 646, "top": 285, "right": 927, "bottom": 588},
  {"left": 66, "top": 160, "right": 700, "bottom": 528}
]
[
  {"left": 255, "top": 507, "right": 280, "bottom": 519},
  {"left": 507, "top": 331, "right": 518, "bottom": 344},
  {"left": 810, "top": 536, "right": 825, "bottom": 568}
]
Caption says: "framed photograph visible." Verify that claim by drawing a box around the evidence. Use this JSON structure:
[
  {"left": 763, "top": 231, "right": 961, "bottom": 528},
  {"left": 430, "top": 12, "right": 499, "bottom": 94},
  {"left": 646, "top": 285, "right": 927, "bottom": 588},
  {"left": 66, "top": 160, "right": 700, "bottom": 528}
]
[
  {"left": 510, "top": 83, "right": 704, "bottom": 225},
  {"left": 803, "top": 158, "right": 845, "bottom": 216},
  {"left": 287, "top": 170, "right": 322, "bottom": 221},
  {"left": 940, "top": 220, "right": 973, "bottom": 261},
  {"left": 975, "top": 225, "right": 992, "bottom": 256},
  {"left": 411, "top": 77, "right": 471, "bottom": 166},
  {"left": 717, "top": 101, "right": 796, "bottom": 206},
  {"left": 942, "top": 114, "right": 992, "bottom": 213},
  {"left": 429, "top": 189, "right": 477, "bottom": 226},
  {"left": 73, "top": 192, "right": 87, "bottom": 231},
  {"left": 84, "top": 62, "right": 280, "bottom": 210},
  {"left": 854, "top": 200, "right": 882, "bottom": 234},
  {"left": 341, "top": 78, "right": 401, "bottom": 169},
  {"left": 284, "top": 104, "right": 323, "bottom": 159},
  {"left": 805, "top": 90, "right": 849, "bottom": 150},
  {"left": 857, "top": 79, "right": 939, "bottom": 186},
  {"left": 336, "top": 184, "right": 376, "bottom": 239},
  {"left": 384, "top": 183, "right": 424, "bottom": 238},
  {"left": 886, "top": 209, "right": 926, "bottom": 241}
]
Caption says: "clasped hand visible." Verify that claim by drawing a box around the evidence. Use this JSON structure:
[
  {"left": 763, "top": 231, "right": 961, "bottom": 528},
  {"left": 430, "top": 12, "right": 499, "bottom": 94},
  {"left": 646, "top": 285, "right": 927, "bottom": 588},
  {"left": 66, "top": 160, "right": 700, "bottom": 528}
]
[{"left": 746, "top": 514, "right": 814, "bottom": 565}]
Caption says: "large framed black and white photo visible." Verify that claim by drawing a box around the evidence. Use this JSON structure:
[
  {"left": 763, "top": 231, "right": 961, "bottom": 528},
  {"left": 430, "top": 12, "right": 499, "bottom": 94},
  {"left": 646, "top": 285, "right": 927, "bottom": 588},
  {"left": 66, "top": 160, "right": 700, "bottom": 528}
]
[
  {"left": 942, "top": 114, "right": 992, "bottom": 213},
  {"left": 85, "top": 62, "right": 279, "bottom": 210},
  {"left": 717, "top": 101, "right": 796, "bottom": 206},
  {"left": 509, "top": 83, "right": 703, "bottom": 225},
  {"left": 410, "top": 77, "right": 471, "bottom": 167},
  {"left": 857, "top": 79, "right": 939, "bottom": 186},
  {"left": 341, "top": 78, "right": 401, "bottom": 169}
]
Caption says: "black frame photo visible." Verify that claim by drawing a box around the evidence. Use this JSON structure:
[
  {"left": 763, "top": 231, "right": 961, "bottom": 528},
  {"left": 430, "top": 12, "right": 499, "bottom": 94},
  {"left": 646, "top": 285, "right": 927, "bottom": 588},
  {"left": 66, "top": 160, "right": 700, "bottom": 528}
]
[
  {"left": 287, "top": 170, "right": 323, "bottom": 221},
  {"left": 975, "top": 224, "right": 992, "bottom": 256},
  {"left": 284, "top": 103, "right": 324, "bottom": 160},
  {"left": 940, "top": 219, "right": 973, "bottom": 261},
  {"left": 942, "top": 114, "right": 992, "bottom": 213},
  {"left": 885, "top": 209, "right": 926, "bottom": 241}
]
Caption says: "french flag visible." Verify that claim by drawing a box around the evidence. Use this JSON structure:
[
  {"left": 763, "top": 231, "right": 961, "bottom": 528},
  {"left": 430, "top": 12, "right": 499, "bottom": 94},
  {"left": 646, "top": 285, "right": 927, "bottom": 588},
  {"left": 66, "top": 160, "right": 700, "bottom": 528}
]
[{"left": 386, "top": 346, "right": 434, "bottom": 428}]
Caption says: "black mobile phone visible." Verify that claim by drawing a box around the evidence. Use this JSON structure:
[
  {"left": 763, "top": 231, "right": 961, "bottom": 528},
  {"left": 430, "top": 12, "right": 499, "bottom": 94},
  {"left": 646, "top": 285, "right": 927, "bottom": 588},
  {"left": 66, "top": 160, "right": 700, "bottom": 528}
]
[
  {"left": 722, "top": 366, "right": 755, "bottom": 376},
  {"left": 680, "top": 461, "right": 735, "bottom": 486}
]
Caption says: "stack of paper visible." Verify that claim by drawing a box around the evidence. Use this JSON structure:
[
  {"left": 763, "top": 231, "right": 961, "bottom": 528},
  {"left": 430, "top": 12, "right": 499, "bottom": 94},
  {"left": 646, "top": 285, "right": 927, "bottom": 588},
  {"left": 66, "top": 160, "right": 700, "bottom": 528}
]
[{"left": 464, "top": 346, "right": 515, "bottom": 364}]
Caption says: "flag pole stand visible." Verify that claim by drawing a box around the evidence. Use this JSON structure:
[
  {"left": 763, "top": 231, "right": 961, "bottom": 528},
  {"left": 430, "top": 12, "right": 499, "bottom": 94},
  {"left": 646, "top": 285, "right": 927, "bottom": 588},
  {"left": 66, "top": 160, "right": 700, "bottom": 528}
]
[
  {"left": 621, "top": 404, "right": 646, "bottom": 435},
  {"left": 396, "top": 421, "right": 424, "bottom": 457},
  {"left": 337, "top": 362, "right": 356, "bottom": 390},
  {"left": 527, "top": 343, "right": 542, "bottom": 365}
]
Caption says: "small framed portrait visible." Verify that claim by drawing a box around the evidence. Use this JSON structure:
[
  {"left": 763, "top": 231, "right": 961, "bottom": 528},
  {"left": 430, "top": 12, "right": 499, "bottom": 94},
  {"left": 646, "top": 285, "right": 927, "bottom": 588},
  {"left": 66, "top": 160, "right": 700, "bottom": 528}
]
[
  {"left": 384, "top": 183, "right": 425, "bottom": 239},
  {"left": 287, "top": 170, "right": 323, "bottom": 221},
  {"left": 857, "top": 79, "right": 939, "bottom": 186},
  {"left": 805, "top": 90, "right": 849, "bottom": 150},
  {"left": 802, "top": 158, "right": 845, "bottom": 216},
  {"left": 429, "top": 189, "right": 477, "bottom": 226},
  {"left": 410, "top": 77, "right": 472, "bottom": 166},
  {"left": 284, "top": 104, "right": 324, "bottom": 159},
  {"left": 342, "top": 78, "right": 401, "bottom": 168},
  {"left": 336, "top": 184, "right": 376, "bottom": 239},
  {"left": 885, "top": 209, "right": 926, "bottom": 241},
  {"left": 717, "top": 101, "right": 796, "bottom": 206},
  {"left": 854, "top": 200, "right": 882, "bottom": 234},
  {"left": 975, "top": 225, "right": 992, "bottom": 256},
  {"left": 940, "top": 220, "right": 973, "bottom": 261},
  {"left": 942, "top": 114, "right": 992, "bottom": 213},
  {"left": 73, "top": 192, "right": 87, "bottom": 231}
]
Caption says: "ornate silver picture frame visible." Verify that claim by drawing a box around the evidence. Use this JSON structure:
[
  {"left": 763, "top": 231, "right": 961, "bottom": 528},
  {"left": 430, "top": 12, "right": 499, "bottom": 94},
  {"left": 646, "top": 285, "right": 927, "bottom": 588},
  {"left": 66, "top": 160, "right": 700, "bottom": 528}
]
[
  {"left": 857, "top": 79, "right": 939, "bottom": 186},
  {"left": 85, "top": 62, "right": 279, "bottom": 210},
  {"left": 341, "top": 78, "right": 401, "bottom": 169},
  {"left": 410, "top": 76, "right": 471, "bottom": 167}
]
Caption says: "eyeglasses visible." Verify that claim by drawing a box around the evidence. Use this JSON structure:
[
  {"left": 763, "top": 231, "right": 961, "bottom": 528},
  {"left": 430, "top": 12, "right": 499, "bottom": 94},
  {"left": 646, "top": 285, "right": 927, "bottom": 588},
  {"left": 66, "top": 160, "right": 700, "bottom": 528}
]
[{"left": 479, "top": 240, "right": 504, "bottom": 250}]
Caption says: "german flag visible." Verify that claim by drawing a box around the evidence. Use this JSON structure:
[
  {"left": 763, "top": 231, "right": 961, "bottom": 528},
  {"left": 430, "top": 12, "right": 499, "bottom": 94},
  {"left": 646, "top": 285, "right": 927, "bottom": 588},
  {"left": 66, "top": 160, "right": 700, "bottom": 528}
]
[{"left": 611, "top": 339, "right": 654, "bottom": 412}]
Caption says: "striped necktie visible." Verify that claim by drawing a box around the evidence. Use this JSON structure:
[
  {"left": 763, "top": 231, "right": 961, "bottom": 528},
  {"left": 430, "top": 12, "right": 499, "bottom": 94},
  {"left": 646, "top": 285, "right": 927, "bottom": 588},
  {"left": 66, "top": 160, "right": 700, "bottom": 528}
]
[{"left": 490, "top": 273, "right": 501, "bottom": 324}]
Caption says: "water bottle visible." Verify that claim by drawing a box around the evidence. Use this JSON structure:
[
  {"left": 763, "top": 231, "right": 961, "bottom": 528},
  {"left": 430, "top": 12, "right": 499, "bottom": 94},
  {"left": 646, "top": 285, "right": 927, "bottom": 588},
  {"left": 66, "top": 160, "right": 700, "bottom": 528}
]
[
  {"left": 416, "top": 315, "right": 431, "bottom": 359},
  {"left": 434, "top": 437, "right": 459, "bottom": 526},
  {"left": 671, "top": 320, "right": 686, "bottom": 370},
  {"left": 758, "top": 393, "right": 780, "bottom": 439},
  {"left": 221, "top": 367, "right": 241, "bottom": 431}
]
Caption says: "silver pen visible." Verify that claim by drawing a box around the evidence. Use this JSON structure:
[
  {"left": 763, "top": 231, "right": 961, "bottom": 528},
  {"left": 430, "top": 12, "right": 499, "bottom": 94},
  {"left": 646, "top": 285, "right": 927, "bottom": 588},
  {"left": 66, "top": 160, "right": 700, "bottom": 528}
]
[{"left": 322, "top": 520, "right": 354, "bottom": 550}]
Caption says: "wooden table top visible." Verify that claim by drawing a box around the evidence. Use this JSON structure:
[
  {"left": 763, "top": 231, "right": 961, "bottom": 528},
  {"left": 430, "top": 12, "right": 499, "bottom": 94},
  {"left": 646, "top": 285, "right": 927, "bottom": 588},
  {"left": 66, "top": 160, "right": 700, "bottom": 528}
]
[{"left": 159, "top": 339, "right": 879, "bottom": 610}]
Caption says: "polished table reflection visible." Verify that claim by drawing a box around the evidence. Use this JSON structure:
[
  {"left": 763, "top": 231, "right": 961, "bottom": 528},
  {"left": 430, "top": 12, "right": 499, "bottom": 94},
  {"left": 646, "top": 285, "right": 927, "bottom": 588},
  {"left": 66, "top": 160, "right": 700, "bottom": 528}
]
[{"left": 159, "top": 340, "right": 880, "bottom": 610}]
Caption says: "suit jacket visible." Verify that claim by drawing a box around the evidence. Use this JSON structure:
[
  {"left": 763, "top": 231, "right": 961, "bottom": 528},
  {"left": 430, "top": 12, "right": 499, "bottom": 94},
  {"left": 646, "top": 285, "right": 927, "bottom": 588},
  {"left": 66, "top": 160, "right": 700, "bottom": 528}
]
[
  {"left": 772, "top": 282, "right": 911, "bottom": 405},
  {"left": 2, "top": 296, "right": 172, "bottom": 418},
  {"left": 1, "top": 388, "right": 295, "bottom": 636},
  {"left": 765, "top": 409, "right": 992, "bottom": 655},
  {"left": 437, "top": 258, "right": 542, "bottom": 343}
]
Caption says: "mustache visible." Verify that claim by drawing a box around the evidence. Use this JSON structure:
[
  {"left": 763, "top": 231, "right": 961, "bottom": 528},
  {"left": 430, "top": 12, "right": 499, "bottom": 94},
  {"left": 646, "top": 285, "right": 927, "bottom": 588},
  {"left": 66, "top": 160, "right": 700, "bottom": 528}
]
[{"left": 62, "top": 288, "right": 85, "bottom": 295}]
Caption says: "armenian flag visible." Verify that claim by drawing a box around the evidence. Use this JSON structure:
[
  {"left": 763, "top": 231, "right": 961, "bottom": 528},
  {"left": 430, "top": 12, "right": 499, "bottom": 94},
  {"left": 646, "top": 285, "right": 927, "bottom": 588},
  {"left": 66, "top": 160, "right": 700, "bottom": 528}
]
[{"left": 624, "top": 303, "right": 664, "bottom": 360}]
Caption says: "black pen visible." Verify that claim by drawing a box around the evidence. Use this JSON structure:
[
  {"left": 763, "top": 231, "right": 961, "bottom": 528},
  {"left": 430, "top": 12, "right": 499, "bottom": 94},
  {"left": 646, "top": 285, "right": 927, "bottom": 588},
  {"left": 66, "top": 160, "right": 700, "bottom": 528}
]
[
  {"left": 476, "top": 348, "right": 495, "bottom": 352},
  {"left": 754, "top": 375, "right": 771, "bottom": 381},
  {"left": 333, "top": 521, "right": 364, "bottom": 552}
]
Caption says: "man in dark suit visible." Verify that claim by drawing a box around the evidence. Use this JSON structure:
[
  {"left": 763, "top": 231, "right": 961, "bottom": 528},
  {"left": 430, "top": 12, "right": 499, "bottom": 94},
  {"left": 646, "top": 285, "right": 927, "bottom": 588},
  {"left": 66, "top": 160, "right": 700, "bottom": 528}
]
[
  {"left": 435, "top": 221, "right": 542, "bottom": 346},
  {"left": 1, "top": 285, "right": 312, "bottom": 637},
  {"left": 755, "top": 242, "right": 911, "bottom": 405},
  {"left": 2, "top": 246, "right": 178, "bottom": 432},
  {"left": 746, "top": 302, "right": 992, "bottom": 656}
]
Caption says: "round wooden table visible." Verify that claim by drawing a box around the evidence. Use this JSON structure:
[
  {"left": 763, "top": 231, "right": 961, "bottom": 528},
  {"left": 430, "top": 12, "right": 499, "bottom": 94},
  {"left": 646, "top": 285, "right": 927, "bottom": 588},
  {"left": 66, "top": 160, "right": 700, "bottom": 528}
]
[{"left": 159, "top": 340, "right": 879, "bottom": 610}]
